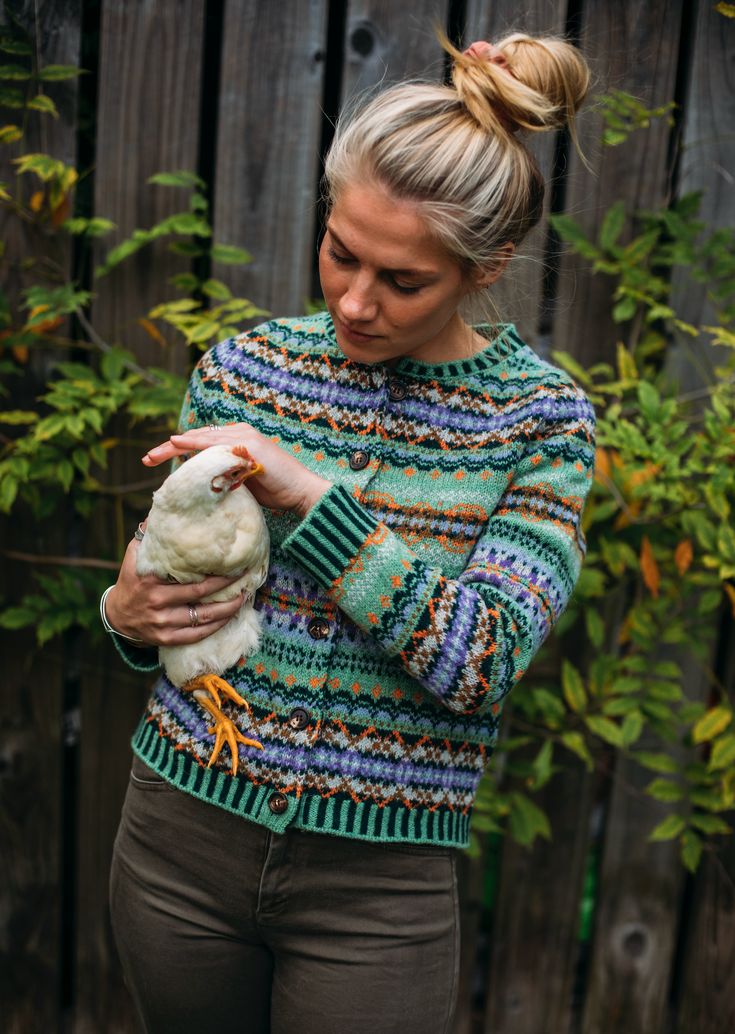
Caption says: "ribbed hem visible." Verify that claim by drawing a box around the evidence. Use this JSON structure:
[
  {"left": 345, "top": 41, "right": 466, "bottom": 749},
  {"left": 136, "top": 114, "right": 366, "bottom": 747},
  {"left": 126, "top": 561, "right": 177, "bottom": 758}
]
[
  {"left": 131, "top": 716, "right": 471, "bottom": 849},
  {"left": 282, "top": 484, "right": 380, "bottom": 589}
]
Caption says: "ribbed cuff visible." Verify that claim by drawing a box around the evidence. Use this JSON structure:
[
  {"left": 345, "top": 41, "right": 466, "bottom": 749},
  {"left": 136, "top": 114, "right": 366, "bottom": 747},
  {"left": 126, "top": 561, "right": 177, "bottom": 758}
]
[
  {"left": 111, "top": 632, "right": 160, "bottom": 673},
  {"left": 282, "top": 484, "right": 381, "bottom": 588}
]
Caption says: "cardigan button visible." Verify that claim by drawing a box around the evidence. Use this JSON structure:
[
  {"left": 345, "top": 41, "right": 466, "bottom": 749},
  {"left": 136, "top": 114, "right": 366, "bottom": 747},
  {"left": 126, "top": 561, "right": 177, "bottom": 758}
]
[
  {"left": 349, "top": 449, "right": 370, "bottom": 471},
  {"left": 307, "top": 617, "right": 330, "bottom": 640},
  {"left": 288, "top": 707, "right": 310, "bottom": 731},
  {"left": 268, "top": 792, "right": 288, "bottom": 815},
  {"left": 388, "top": 379, "right": 407, "bottom": 401}
]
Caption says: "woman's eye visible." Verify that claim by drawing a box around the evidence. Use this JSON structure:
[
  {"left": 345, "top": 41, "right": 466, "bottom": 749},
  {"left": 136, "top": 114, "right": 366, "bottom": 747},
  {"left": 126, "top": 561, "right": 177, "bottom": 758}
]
[
  {"left": 390, "top": 278, "right": 422, "bottom": 295},
  {"left": 327, "top": 245, "right": 353, "bottom": 265}
]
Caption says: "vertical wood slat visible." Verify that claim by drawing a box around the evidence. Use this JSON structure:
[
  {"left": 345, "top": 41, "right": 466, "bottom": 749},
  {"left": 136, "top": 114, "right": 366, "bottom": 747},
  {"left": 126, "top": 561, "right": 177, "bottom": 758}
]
[
  {"left": 671, "top": 5, "right": 735, "bottom": 1027},
  {"left": 340, "top": 0, "right": 449, "bottom": 104},
  {"left": 464, "top": 0, "right": 567, "bottom": 346},
  {"left": 554, "top": 0, "right": 685, "bottom": 368},
  {"left": 211, "top": 0, "right": 328, "bottom": 320},
  {"left": 0, "top": 2, "right": 82, "bottom": 1031},
  {"left": 77, "top": 3, "right": 207, "bottom": 1031}
]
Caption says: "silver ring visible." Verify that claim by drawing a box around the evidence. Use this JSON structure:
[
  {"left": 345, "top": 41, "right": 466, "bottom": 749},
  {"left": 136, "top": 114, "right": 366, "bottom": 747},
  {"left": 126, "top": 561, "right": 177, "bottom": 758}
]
[
  {"left": 188, "top": 603, "right": 200, "bottom": 628},
  {"left": 206, "top": 424, "right": 217, "bottom": 431},
  {"left": 134, "top": 523, "right": 145, "bottom": 541}
]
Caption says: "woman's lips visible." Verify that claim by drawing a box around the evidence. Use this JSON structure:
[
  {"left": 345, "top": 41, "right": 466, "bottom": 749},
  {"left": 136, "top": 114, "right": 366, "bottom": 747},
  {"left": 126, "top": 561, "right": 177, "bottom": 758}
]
[{"left": 336, "top": 316, "right": 380, "bottom": 345}]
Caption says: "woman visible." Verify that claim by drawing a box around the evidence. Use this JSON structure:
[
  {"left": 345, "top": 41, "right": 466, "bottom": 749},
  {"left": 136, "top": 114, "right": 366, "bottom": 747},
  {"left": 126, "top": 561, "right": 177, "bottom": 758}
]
[{"left": 104, "top": 34, "right": 595, "bottom": 1034}]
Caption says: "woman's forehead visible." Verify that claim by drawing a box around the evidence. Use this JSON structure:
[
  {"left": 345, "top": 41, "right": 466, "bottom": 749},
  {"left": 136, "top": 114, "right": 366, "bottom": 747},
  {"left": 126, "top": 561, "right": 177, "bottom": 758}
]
[{"left": 327, "top": 181, "right": 456, "bottom": 275}]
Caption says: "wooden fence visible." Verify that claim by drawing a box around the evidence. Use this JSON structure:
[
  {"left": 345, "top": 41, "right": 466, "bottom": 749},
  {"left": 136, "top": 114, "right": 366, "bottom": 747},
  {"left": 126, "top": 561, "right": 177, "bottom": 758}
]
[{"left": 1, "top": 1, "right": 734, "bottom": 1032}]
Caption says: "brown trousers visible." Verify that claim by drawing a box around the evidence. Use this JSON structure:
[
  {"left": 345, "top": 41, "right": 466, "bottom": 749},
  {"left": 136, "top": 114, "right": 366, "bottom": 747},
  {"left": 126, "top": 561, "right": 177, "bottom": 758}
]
[{"left": 110, "top": 754, "right": 460, "bottom": 1034}]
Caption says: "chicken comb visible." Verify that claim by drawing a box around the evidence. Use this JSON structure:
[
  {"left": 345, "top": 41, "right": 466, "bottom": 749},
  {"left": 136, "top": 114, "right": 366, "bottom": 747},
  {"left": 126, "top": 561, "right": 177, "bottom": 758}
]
[{"left": 232, "top": 444, "right": 265, "bottom": 477}]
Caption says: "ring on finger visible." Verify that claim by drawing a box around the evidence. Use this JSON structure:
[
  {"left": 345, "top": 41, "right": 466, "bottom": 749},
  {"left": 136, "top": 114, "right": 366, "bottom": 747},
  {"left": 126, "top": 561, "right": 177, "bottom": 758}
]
[
  {"left": 206, "top": 424, "right": 217, "bottom": 431},
  {"left": 188, "top": 603, "right": 200, "bottom": 628}
]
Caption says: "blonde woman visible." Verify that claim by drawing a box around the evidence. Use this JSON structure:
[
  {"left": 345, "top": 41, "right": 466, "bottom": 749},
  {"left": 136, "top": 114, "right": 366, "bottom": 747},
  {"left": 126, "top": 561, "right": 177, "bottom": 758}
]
[{"left": 105, "top": 33, "right": 595, "bottom": 1034}]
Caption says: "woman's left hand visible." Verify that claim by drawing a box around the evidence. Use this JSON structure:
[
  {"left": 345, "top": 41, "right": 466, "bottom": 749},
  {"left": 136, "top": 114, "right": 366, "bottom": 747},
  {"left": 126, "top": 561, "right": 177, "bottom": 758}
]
[{"left": 142, "top": 423, "right": 332, "bottom": 517}]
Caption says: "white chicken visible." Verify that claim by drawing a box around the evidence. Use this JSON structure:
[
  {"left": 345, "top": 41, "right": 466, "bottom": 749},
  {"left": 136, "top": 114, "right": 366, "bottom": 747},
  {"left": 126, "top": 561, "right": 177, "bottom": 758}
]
[{"left": 136, "top": 443, "right": 270, "bottom": 775}]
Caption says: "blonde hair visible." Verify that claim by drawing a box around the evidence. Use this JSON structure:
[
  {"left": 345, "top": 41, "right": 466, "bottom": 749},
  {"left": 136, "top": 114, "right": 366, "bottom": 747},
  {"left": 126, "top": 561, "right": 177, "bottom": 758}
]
[{"left": 323, "top": 32, "right": 590, "bottom": 275}]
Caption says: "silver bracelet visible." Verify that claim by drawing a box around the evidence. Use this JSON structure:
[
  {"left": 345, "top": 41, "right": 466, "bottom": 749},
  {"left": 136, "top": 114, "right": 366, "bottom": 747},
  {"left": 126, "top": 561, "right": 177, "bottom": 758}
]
[{"left": 99, "top": 585, "right": 146, "bottom": 645}]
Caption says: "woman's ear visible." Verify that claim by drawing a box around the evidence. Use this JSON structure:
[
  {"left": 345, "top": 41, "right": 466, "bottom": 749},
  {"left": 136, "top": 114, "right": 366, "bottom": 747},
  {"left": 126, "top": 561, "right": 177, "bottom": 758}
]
[{"left": 473, "top": 243, "right": 515, "bottom": 289}]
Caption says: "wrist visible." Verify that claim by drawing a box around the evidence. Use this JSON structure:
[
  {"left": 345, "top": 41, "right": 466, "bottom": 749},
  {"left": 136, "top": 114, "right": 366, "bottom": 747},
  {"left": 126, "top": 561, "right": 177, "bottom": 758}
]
[
  {"left": 100, "top": 585, "right": 146, "bottom": 646},
  {"left": 294, "top": 478, "right": 332, "bottom": 519}
]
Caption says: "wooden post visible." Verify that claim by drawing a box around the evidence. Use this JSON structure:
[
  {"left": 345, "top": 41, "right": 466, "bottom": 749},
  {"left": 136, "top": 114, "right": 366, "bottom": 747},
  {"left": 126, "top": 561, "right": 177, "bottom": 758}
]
[
  {"left": 211, "top": 0, "right": 328, "bottom": 319},
  {"left": 77, "top": 2, "right": 206, "bottom": 1031}
]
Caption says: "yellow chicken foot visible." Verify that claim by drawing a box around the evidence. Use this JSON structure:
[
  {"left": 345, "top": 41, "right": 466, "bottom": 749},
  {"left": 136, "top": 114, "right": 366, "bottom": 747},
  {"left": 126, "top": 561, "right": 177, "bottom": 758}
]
[{"left": 184, "top": 674, "right": 263, "bottom": 776}]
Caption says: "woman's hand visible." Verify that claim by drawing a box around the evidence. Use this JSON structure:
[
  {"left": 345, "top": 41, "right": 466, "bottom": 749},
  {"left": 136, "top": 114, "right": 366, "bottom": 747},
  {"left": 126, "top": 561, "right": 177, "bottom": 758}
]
[
  {"left": 142, "top": 423, "right": 332, "bottom": 517},
  {"left": 104, "top": 536, "right": 248, "bottom": 647}
]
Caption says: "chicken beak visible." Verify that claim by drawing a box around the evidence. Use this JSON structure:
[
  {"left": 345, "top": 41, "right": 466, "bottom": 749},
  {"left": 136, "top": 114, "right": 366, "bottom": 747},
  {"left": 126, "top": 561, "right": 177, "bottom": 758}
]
[{"left": 210, "top": 448, "right": 265, "bottom": 494}]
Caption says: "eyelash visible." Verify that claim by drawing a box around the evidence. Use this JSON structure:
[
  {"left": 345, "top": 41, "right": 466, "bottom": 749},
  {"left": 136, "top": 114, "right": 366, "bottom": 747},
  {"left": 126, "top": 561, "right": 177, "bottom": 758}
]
[{"left": 327, "top": 245, "right": 422, "bottom": 296}]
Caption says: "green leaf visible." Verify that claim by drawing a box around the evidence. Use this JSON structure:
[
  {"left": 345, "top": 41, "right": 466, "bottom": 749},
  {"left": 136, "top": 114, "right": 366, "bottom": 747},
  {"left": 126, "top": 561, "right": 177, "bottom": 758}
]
[
  {"left": 689, "top": 813, "right": 731, "bottom": 835},
  {"left": 0, "top": 86, "right": 24, "bottom": 108},
  {"left": 0, "top": 123, "right": 21, "bottom": 143},
  {"left": 0, "top": 409, "right": 38, "bottom": 424},
  {"left": 148, "top": 169, "right": 205, "bottom": 189},
  {"left": 635, "top": 751, "right": 678, "bottom": 774},
  {"left": 584, "top": 607, "right": 605, "bottom": 648},
  {"left": 599, "top": 200, "right": 626, "bottom": 251},
  {"left": 562, "top": 659, "right": 586, "bottom": 713},
  {"left": 620, "top": 710, "right": 644, "bottom": 746},
  {"left": 0, "top": 605, "right": 35, "bottom": 628},
  {"left": 508, "top": 792, "right": 551, "bottom": 846},
  {"left": 39, "top": 64, "right": 85, "bottom": 81},
  {"left": 529, "top": 739, "right": 554, "bottom": 789},
  {"left": 26, "top": 93, "right": 59, "bottom": 118},
  {"left": 585, "top": 715, "right": 624, "bottom": 748},
  {"left": 0, "top": 37, "right": 32, "bottom": 57},
  {"left": 708, "top": 735, "right": 735, "bottom": 771},
  {"left": 210, "top": 243, "right": 253, "bottom": 265},
  {"left": 187, "top": 320, "right": 220, "bottom": 344},
  {"left": 649, "top": 813, "right": 686, "bottom": 841},
  {"left": 560, "top": 731, "right": 594, "bottom": 771},
  {"left": 645, "top": 778, "right": 684, "bottom": 802},
  {"left": 0, "top": 63, "right": 30, "bottom": 80},
  {"left": 681, "top": 830, "right": 702, "bottom": 873},
  {"left": 613, "top": 295, "right": 637, "bottom": 322},
  {"left": 202, "top": 278, "right": 232, "bottom": 301},
  {"left": 692, "top": 706, "right": 732, "bottom": 744}
]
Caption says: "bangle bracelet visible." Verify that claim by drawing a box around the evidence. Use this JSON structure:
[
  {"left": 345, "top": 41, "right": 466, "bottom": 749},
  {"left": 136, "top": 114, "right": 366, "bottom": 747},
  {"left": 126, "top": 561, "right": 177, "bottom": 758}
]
[{"left": 99, "top": 585, "right": 146, "bottom": 645}]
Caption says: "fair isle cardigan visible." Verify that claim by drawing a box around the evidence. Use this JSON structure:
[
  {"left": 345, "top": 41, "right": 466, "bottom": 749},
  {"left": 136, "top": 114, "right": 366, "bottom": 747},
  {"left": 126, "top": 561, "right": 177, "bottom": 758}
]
[{"left": 117, "top": 312, "right": 596, "bottom": 848}]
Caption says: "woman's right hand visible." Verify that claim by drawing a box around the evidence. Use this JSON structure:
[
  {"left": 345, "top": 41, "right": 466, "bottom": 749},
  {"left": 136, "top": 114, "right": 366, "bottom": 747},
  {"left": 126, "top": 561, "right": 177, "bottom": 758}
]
[{"left": 104, "top": 535, "right": 247, "bottom": 647}]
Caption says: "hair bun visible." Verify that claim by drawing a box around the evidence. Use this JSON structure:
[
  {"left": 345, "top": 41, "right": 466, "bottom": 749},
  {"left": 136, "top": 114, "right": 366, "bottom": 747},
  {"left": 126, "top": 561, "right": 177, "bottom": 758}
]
[{"left": 448, "top": 32, "right": 590, "bottom": 138}]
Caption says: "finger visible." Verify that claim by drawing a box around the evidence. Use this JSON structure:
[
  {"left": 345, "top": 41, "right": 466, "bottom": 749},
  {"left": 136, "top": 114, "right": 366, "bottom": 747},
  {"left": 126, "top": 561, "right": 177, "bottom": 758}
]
[
  {"left": 142, "top": 442, "right": 194, "bottom": 466},
  {"left": 177, "top": 595, "right": 244, "bottom": 628},
  {"left": 161, "top": 573, "right": 246, "bottom": 602},
  {"left": 161, "top": 616, "right": 234, "bottom": 647}
]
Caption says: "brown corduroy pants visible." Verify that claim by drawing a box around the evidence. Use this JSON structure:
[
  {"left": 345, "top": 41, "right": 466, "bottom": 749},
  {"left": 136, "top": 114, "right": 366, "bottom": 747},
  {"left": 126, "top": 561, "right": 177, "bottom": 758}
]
[{"left": 109, "top": 754, "right": 460, "bottom": 1034}]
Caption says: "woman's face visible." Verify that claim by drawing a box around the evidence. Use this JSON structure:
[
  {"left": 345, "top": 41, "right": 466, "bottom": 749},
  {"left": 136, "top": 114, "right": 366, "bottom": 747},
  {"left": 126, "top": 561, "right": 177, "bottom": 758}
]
[{"left": 319, "top": 180, "right": 482, "bottom": 365}]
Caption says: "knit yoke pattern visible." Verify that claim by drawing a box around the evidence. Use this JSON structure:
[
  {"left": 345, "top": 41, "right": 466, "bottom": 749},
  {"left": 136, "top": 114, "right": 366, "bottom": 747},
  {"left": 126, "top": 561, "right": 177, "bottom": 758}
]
[{"left": 120, "top": 313, "right": 596, "bottom": 848}]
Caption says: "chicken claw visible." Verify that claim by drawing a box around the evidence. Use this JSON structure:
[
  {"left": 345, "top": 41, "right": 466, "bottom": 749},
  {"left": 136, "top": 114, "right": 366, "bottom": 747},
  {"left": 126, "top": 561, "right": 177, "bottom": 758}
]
[{"left": 185, "top": 674, "right": 263, "bottom": 775}]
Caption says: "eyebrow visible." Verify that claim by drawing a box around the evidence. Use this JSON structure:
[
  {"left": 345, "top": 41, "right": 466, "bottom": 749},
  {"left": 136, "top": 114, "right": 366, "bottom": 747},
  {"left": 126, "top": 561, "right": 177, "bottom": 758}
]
[{"left": 327, "top": 226, "right": 439, "bottom": 280}]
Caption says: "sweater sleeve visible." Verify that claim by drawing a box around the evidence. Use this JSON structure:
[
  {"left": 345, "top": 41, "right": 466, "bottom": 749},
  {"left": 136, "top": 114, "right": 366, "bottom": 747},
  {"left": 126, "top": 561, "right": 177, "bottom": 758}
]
[{"left": 282, "top": 384, "right": 596, "bottom": 716}]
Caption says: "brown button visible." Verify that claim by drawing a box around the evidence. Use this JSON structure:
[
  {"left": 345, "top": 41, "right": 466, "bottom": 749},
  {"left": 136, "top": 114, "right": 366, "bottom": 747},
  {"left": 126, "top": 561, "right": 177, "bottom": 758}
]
[
  {"left": 388, "top": 379, "right": 407, "bottom": 401},
  {"left": 268, "top": 792, "right": 288, "bottom": 815},
  {"left": 289, "top": 707, "right": 310, "bottom": 731},
  {"left": 307, "top": 617, "right": 330, "bottom": 640},
  {"left": 349, "top": 450, "right": 370, "bottom": 471}
]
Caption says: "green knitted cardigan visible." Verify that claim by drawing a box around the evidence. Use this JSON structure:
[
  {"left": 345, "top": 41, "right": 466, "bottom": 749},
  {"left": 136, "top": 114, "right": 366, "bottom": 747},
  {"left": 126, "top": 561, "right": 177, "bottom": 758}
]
[{"left": 116, "top": 312, "right": 596, "bottom": 848}]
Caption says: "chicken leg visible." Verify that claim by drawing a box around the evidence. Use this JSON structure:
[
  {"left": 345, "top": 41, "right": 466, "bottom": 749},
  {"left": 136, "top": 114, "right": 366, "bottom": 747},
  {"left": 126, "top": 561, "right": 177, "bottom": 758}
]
[{"left": 184, "top": 674, "right": 263, "bottom": 776}]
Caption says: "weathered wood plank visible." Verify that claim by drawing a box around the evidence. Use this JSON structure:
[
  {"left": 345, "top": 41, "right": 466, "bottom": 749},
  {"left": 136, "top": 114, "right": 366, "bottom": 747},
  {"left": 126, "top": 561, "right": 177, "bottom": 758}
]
[
  {"left": 464, "top": 0, "right": 567, "bottom": 347},
  {"left": 0, "top": 2, "right": 82, "bottom": 1030},
  {"left": 211, "top": 0, "right": 328, "bottom": 320},
  {"left": 77, "top": 3, "right": 206, "bottom": 1031},
  {"left": 554, "top": 0, "right": 685, "bottom": 367},
  {"left": 580, "top": 715, "right": 692, "bottom": 1034},
  {"left": 91, "top": 0, "right": 206, "bottom": 369},
  {"left": 340, "top": 0, "right": 449, "bottom": 104}
]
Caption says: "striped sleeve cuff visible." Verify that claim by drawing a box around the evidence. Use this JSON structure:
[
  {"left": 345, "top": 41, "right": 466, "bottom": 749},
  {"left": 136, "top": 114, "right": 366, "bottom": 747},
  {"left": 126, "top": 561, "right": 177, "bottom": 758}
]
[
  {"left": 111, "top": 632, "right": 161, "bottom": 673},
  {"left": 281, "top": 484, "right": 381, "bottom": 589}
]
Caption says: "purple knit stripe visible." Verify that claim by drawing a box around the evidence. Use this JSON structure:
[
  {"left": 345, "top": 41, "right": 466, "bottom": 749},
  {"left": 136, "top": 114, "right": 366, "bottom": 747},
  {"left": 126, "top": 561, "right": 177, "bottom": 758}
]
[
  {"left": 151, "top": 686, "right": 479, "bottom": 791},
  {"left": 421, "top": 587, "right": 480, "bottom": 698}
]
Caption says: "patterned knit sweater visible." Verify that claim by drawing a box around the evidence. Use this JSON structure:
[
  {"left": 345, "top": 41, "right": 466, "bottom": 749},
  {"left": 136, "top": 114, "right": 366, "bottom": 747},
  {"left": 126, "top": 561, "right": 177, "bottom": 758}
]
[{"left": 117, "top": 312, "right": 596, "bottom": 848}]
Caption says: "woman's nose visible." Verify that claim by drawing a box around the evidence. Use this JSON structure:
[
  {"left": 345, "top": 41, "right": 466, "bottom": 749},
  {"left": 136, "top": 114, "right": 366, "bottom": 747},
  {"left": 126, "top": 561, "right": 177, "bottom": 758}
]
[{"left": 340, "top": 275, "right": 378, "bottom": 322}]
